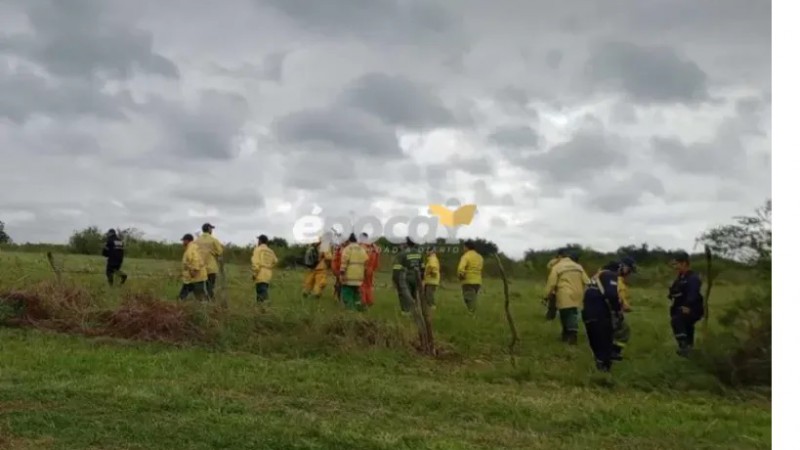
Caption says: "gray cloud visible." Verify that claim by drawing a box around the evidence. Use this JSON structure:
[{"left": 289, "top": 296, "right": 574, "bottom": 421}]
[
  {"left": 583, "top": 172, "right": 666, "bottom": 213},
  {"left": 473, "top": 180, "right": 514, "bottom": 206},
  {"left": 337, "top": 73, "right": 458, "bottom": 129},
  {"left": 584, "top": 41, "right": 709, "bottom": 104},
  {"left": 170, "top": 185, "right": 264, "bottom": 212},
  {"left": 272, "top": 106, "right": 402, "bottom": 156},
  {"left": 212, "top": 51, "right": 287, "bottom": 83},
  {"left": 1, "top": 0, "right": 178, "bottom": 80},
  {"left": 488, "top": 125, "right": 540, "bottom": 149},
  {"left": 546, "top": 49, "right": 563, "bottom": 70}
]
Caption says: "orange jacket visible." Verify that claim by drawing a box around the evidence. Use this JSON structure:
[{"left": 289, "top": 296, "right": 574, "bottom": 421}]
[{"left": 361, "top": 243, "right": 380, "bottom": 277}]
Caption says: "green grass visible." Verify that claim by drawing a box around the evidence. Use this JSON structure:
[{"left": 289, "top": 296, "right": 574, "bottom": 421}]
[{"left": 0, "top": 251, "right": 771, "bottom": 449}]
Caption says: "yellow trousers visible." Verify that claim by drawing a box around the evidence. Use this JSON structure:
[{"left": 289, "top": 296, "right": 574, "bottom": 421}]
[{"left": 303, "top": 270, "right": 327, "bottom": 296}]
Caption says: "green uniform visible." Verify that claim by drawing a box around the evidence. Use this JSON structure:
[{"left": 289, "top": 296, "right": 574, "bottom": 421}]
[
  {"left": 398, "top": 247, "right": 423, "bottom": 311},
  {"left": 392, "top": 252, "right": 411, "bottom": 312}
]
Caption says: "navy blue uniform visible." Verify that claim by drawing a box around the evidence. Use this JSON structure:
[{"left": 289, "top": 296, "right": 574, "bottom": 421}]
[
  {"left": 102, "top": 235, "right": 127, "bottom": 285},
  {"left": 582, "top": 270, "right": 621, "bottom": 371},
  {"left": 668, "top": 270, "right": 704, "bottom": 352}
]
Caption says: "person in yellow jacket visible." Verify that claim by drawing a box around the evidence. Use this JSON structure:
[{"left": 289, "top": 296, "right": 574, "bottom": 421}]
[
  {"left": 251, "top": 234, "right": 278, "bottom": 304},
  {"left": 339, "top": 233, "right": 368, "bottom": 311},
  {"left": 196, "top": 223, "right": 224, "bottom": 300},
  {"left": 178, "top": 233, "right": 208, "bottom": 301},
  {"left": 302, "top": 240, "right": 329, "bottom": 299},
  {"left": 423, "top": 246, "right": 440, "bottom": 309},
  {"left": 457, "top": 240, "right": 484, "bottom": 312},
  {"left": 544, "top": 251, "right": 590, "bottom": 344}
]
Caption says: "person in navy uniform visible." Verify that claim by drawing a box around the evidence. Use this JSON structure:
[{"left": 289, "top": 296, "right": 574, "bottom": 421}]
[
  {"left": 582, "top": 261, "right": 624, "bottom": 372},
  {"left": 102, "top": 229, "right": 128, "bottom": 286},
  {"left": 668, "top": 251, "right": 704, "bottom": 357}
]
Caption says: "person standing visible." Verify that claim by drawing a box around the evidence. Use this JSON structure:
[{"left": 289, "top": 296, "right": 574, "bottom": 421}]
[
  {"left": 178, "top": 233, "right": 208, "bottom": 301},
  {"left": 423, "top": 246, "right": 440, "bottom": 309},
  {"left": 359, "top": 232, "right": 380, "bottom": 308},
  {"left": 668, "top": 251, "right": 705, "bottom": 357},
  {"left": 544, "top": 251, "right": 591, "bottom": 344},
  {"left": 102, "top": 229, "right": 128, "bottom": 286},
  {"left": 582, "top": 261, "right": 623, "bottom": 372},
  {"left": 397, "top": 237, "right": 424, "bottom": 312},
  {"left": 251, "top": 234, "right": 278, "bottom": 305},
  {"left": 196, "top": 223, "right": 224, "bottom": 300},
  {"left": 302, "top": 240, "right": 329, "bottom": 299},
  {"left": 339, "top": 233, "right": 368, "bottom": 311},
  {"left": 391, "top": 243, "right": 411, "bottom": 313},
  {"left": 611, "top": 256, "right": 637, "bottom": 361},
  {"left": 457, "top": 240, "right": 484, "bottom": 312}
]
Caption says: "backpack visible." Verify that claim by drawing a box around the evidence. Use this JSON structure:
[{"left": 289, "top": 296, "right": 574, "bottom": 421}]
[{"left": 304, "top": 245, "right": 319, "bottom": 268}]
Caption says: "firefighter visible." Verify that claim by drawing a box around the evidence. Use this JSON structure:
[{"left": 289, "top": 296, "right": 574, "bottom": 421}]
[
  {"left": 178, "top": 233, "right": 208, "bottom": 301},
  {"left": 457, "top": 240, "right": 484, "bottom": 312},
  {"left": 339, "top": 233, "right": 368, "bottom": 311},
  {"left": 302, "top": 240, "right": 329, "bottom": 299},
  {"left": 668, "top": 251, "right": 704, "bottom": 357},
  {"left": 423, "top": 246, "right": 440, "bottom": 309},
  {"left": 611, "top": 256, "right": 637, "bottom": 361},
  {"left": 398, "top": 237, "right": 424, "bottom": 313},
  {"left": 251, "top": 234, "right": 278, "bottom": 304},
  {"left": 102, "top": 229, "right": 127, "bottom": 286},
  {"left": 392, "top": 242, "right": 411, "bottom": 313},
  {"left": 359, "top": 232, "right": 380, "bottom": 308},
  {"left": 544, "top": 250, "right": 590, "bottom": 344},
  {"left": 582, "top": 261, "right": 624, "bottom": 372},
  {"left": 196, "top": 223, "right": 224, "bottom": 300}
]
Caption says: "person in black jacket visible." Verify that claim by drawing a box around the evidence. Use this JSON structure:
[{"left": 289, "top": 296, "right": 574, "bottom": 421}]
[
  {"left": 102, "top": 229, "right": 128, "bottom": 286},
  {"left": 582, "top": 261, "right": 624, "bottom": 372},
  {"left": 668, "top": 251, "right": 704, "bottom": 357}
]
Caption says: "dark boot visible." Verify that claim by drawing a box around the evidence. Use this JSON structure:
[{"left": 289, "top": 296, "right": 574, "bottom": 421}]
[
  {"left": 120, "top": 273, "right": 128, "bottom": 285},
  {"left": 595, "top": 360, "right": 611, "bottom": 372},
  {"left": 566, "top": 330, "right": 578, "bottom": 345},
  {"left": 611, "top": 344, "right": 623, "bottom": 361}
]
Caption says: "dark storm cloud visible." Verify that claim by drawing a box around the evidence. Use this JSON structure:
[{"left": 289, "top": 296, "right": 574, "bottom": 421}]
[
  {"left": 282, "top": 151, "right": 356, "bottom": 190},
  {"left": 149, "top": 91, "right": 250, "bottom": 160},
  {"left": 0, "top": 64, "right": 131, "bottom": 123},
  {"left": 1, "top": 0, "right": 178, "bottom": 80},
  {"left": 583, "top": 172, "right": 666, "bottom": 213},
  {"left": 258, "top": 0, "right": 465, "bottom": 49},
  {"left": 272, "top": 106, "right": 402, "bottom": 156},
  {"left": 488, "top": 125, "right": 540, "bottom": 149},
  {"left": 584, "top": 41, "right": 709, "bottom": 104},
  {"left": 337, "top": 73, "right": 458, "bottom": 129},
  {"left": 531, "top": 122, "right": 628, "bottom": 184}
]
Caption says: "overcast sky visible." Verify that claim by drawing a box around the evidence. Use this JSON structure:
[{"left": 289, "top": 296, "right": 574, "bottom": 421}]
[{"left": 0, "top": 0, "right": 771, "bottom": 258}]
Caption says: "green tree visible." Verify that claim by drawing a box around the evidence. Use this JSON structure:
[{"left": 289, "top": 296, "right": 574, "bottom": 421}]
[
  {"left": 68, "top": 226, "right": 105, "bottom": 255},
  {"left": 0, "top": 220, "right": 11, "bottom": 244}
]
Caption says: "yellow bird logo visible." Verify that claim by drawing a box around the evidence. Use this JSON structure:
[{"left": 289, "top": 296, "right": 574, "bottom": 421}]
[{"left": 428, "top": 203, "right": 477, "bottom": 227}]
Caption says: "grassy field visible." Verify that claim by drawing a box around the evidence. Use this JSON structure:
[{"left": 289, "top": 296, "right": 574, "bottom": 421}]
[{"left": 0, "top": 251, "right": 771, "bottom": 449}]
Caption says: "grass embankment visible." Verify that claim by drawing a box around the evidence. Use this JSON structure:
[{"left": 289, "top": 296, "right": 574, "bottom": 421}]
[{"left": 0, "top": 251, "right": 770, "bottom": 449}]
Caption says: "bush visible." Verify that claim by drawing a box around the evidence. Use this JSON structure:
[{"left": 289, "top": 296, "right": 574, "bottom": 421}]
[
  {"left": 697, "top": 286, "right": 771, "bottom": 386},
  {"left": 68, "top": 226, "right": 105, "bottom": 256}
]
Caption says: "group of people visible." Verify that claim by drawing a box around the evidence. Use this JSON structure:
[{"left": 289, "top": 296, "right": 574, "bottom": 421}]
[
  {"left": 301, "top": 233, "right": 485, "bottom": 314},
  {"left": 544, "top": 249, "right": 705, "bottom": 372},
  {"left": 102, "top": 224, "right": 705, "bottom": 373}
]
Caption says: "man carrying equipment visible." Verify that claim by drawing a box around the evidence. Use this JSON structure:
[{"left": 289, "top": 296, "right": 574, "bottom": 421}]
[
  {"left": 102, "top": 229, "right": 128, "bottom": 286},
  {"left": 582, "top": 261, "right": 624, "bottom": 372},
  {"left": 544, "top": 250, "right": 590, "bottom": 344},
  {"left": 668, "top": 251, "right": 705, "bottom": 357},
  {"left": 196, "top": 223, "right": 224, "bottom": 299}
]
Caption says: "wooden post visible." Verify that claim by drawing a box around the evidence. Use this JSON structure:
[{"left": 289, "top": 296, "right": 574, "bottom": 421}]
[
  {"left": 494, "top": 253, "right": 519, "bottom": 367},
  {"left": 46, "top": 252, "right": 62, "bottom": 283}
]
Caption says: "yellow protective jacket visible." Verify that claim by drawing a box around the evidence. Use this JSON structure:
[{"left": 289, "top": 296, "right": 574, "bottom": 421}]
[
  {"left": 424, "top": 254, "right": 440, "bottom": 286},
  {"left": 251, "top": 244, "right": 278, "bottom": 283},
  {"left": 313, "top": 250, "right": 329, "bottom": 271},
  {"left": 181, "top": 242, "right": 207, "bottom": 284},
  {"left": 544, "top": 257, "right": 590, "bottom": 310},
  {"left": 196, "top": 232, "right": 224, "bottom": 274},
  {"left": 546, "top": 257, "right": 562, "bottom": 271},
  {"left": 618, "top": 276, "right": 631, "bottom": 310},
  {"left": 457, "top": 250, "right": 483, "bottom": 285},
  {"left": 341, "top": 243, "right": 368, "bottom": 286}
]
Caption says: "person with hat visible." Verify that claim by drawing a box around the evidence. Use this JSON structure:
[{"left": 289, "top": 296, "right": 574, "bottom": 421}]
[
  {"left": 611, "top": 256, "right": 637, "bottom": 361},
  {"left": 358, "top": 232, "right": 380, "bottom": 308},
  {"left": 397, "top": 237, "right": 425, "bottom": 315},
  {"left": 251, "top": 234, "right": 278, "bottom": 304},
  {"left": 582, "top": 261, "right": 624, "bottom": 372},
  {"left": 196, "top": 223, "right": 224, "bottom": 300},
  {"left": 668, "top": 251, "right": 704, "bottom": 357},
  {"left": 178, "top": 233, "right": 208, "bottom": 301},
  {"left": 102, "top": 228, "right": 128, "bottom": 286},
  {"left": 458, "top": 240, "right": 484, "bottom": 312},
  {"left": 544, "top": 249, "right": 591, "bottom": 344},
  {"left": 339, "top": 233, "right": 369, "bottom": 311}
]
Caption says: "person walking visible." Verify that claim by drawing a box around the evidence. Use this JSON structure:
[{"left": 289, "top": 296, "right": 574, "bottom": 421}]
[
  {"left": 668, "top": 251, "right": 705, "bottom": 357},
  {"left": 102, "top": 229, "right": 128, "bottom": 286},
  {"left": 196, "top": 223, "right": 224, "bottom": 300},
  {"left": 339, "top": 233, "right": 368, "bottom": 311},
  {"left": 251, "top": 234, "right": 278, "bottom": 305},
  {"left": 178, "top": 233, "right": 208, "bottom": 301},
  {"left": 457, "top": 240, "right": 484, "bottom": 313}
]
